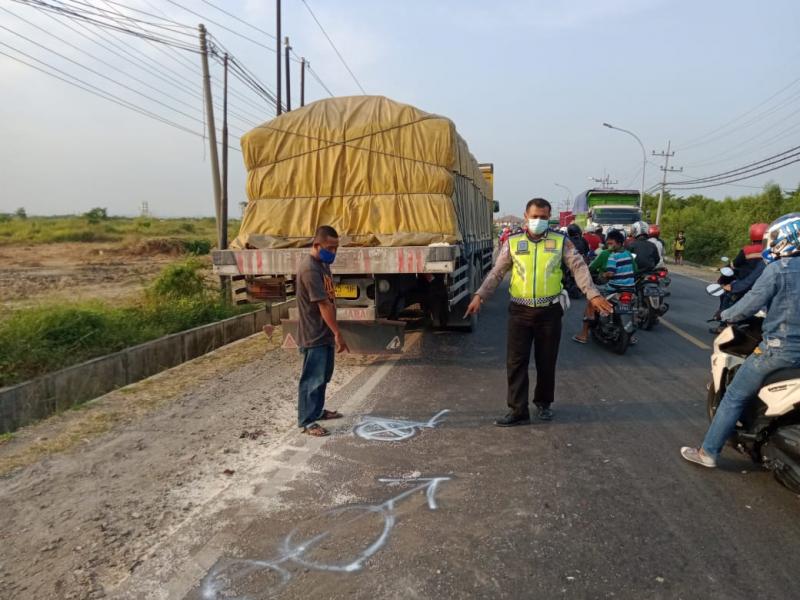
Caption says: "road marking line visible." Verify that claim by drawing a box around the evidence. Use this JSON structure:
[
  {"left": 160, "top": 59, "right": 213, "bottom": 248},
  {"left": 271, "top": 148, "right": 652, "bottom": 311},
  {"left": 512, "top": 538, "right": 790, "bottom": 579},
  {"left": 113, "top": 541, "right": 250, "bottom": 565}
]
[{"left": 660, "top": 318, "right": 711, "bottom": 350}]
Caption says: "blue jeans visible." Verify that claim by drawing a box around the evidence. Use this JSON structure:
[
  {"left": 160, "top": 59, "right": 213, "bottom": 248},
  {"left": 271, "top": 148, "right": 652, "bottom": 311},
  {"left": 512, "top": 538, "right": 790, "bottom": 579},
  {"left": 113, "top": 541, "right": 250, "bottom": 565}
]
[
  {"left": 702, "top": 344, "right": 800, "bottom": 459},
  {"left": 298, "top": 345, "right": 335, "bottom": 428}
]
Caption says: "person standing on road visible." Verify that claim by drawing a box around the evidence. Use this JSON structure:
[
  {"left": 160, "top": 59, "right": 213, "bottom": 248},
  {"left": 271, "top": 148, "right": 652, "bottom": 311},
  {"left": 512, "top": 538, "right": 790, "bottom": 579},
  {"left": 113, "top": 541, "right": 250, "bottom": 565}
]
[
  {"left": 295, "top": 225, "right": 349, "bottom": 437},
  {"left": 681, "top": 213, "right": 800, "bottom": 468},
  {"left": 464, "top": 198, "right": 613, "bottom": 426}
]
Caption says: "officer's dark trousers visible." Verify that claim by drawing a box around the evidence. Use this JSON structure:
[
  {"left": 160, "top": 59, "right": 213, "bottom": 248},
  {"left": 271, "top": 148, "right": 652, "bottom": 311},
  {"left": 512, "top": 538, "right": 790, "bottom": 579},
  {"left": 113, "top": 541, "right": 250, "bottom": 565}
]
[{"left": 506, "top": 302, "right": 563, "bottom": 416}]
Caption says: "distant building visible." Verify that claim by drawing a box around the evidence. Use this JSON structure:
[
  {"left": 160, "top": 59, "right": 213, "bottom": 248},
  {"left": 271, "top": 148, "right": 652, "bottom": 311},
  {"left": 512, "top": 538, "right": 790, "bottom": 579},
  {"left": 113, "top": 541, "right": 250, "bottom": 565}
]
[{"left": 494, "top": 214, "right": 524, "bottom": 228}]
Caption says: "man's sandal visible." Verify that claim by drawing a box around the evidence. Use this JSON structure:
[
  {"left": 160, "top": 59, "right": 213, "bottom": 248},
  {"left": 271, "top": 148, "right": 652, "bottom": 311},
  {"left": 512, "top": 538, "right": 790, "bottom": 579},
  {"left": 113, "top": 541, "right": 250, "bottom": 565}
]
[
  {"left": 302, "top": 423, "right": 329, "bottom": 437},
  {"left": 571, "top": 335, "right": 588, "bottom": 344},
  {"left": 319, "top": 409, "right": 343, "bottom": 420}
]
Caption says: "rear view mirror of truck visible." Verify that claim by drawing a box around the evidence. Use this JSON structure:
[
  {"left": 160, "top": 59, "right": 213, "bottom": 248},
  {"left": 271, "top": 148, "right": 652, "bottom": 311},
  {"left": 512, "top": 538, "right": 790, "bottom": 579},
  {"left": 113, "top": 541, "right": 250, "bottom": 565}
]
[{"left": 493, "top": 201, "right": 500, "bottom": 213}]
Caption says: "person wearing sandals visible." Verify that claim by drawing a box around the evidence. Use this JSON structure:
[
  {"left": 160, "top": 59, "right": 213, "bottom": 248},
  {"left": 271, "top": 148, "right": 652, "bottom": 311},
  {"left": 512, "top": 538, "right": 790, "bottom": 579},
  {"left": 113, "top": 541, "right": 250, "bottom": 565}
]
[{"left": 296, "top": 226, "right": 349, "bottom": 437}]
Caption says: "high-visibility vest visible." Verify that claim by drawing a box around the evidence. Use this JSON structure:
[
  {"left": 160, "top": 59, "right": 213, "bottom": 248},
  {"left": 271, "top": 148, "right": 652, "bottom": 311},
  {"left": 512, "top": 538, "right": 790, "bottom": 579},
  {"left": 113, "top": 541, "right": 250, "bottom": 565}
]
[{"left": 508, "top": 231, "right": 565, "bottom": 306}]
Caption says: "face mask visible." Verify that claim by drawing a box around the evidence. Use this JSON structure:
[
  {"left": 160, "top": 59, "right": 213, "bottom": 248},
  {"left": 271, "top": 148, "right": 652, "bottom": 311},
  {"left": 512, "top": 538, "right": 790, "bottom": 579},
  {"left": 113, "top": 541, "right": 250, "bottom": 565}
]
[
  {"left": 527, "top": 218, "right": 549, "bottom": 235},
  {"left": 318, "top": 248, "right": 337, "bottom": 264}
]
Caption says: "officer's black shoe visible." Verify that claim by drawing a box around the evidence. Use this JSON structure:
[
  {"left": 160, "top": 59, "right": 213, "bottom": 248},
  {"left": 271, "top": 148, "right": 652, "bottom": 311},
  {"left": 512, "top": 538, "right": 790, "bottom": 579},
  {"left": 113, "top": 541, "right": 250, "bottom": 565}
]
[
  {"left": 494, "top": 412, "right": 530, "bottom": 427},
  {"left": 536, "top": 406, "right": 554, "bottom": 421}
]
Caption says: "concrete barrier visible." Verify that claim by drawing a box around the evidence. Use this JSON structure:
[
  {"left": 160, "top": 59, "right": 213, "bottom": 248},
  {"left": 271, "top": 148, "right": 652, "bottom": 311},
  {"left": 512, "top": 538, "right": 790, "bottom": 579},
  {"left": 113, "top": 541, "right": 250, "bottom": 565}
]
[{"left": 0, "top": 303, "right": 287, "bottom": 434}]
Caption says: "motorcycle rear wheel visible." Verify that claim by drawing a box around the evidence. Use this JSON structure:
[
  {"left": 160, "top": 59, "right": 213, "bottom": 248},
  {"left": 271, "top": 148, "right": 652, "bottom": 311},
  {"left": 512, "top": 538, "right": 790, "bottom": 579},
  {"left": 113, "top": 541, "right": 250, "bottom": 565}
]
[{"left": 613, "top": 330, "right": 630, "bottom": 355}]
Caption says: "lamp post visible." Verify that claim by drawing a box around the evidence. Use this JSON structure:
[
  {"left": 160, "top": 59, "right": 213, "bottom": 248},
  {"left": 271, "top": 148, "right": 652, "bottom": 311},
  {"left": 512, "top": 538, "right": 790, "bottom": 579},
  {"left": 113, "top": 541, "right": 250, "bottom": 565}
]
[
  {"left": 602, "top": 122, "right": 646, "bottom": 208},
  {"left": 554, "top": 183, "right": 573, "bottom": 213}
]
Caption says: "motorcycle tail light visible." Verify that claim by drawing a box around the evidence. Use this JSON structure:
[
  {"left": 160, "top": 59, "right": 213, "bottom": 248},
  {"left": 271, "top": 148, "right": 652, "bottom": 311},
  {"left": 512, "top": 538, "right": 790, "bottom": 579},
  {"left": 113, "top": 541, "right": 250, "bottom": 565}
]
[
  {"left": 658, "top": 270, "right": 668, "bottom": 278},
  {"left": 619, "top": 292, "right": 633, "bottom": 304},
  {"left": 647, "top": 274, "right": 658, "bottom": 282}
]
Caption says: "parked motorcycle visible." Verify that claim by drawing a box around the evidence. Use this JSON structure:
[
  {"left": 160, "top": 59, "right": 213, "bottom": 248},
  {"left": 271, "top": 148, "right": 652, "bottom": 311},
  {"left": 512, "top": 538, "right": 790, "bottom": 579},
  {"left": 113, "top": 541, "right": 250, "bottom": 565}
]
[{"left": 588, "top": 288, "right": 637, "bottom": 354}]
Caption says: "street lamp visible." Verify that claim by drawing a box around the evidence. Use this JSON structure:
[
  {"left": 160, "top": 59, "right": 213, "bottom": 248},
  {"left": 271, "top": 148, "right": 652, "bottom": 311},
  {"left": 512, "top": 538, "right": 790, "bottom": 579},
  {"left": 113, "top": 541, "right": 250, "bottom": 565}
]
[
  {"left": 554, "top": 183, "right": 573, "bottom": 213},
  {"left": 602, "top": 122, "right": 646, "bottom": 209}
]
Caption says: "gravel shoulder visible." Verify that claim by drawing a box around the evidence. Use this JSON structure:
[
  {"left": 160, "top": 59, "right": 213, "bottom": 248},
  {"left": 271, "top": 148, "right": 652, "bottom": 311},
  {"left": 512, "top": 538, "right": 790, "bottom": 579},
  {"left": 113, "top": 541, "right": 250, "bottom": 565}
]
[{"left": 0, "top": 331, "right": 379, "bottom": 599}]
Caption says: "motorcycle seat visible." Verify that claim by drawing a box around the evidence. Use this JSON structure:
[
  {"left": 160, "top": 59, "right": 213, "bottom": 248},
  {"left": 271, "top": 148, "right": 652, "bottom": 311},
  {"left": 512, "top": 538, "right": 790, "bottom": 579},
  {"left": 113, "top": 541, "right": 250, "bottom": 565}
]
[{"left": 763, "top": 368, "right": 800, "bottom": 386}]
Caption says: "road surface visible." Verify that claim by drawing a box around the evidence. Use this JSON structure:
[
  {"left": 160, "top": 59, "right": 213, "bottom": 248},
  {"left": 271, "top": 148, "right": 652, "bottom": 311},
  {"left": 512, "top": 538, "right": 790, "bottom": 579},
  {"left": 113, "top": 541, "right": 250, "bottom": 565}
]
[{"left": 2, "top": 272, "right": 799, "bottom": 599}]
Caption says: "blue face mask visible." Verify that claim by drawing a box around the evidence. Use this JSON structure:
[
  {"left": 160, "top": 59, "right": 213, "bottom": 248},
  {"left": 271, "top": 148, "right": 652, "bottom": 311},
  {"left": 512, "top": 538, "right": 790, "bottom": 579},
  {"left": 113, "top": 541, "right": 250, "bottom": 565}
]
[
  {"left": 527, "top": 218, "right": 549, "bottom": 235},
  {"left": 318, "top": 248, "right": 337, "bottom": 264}
]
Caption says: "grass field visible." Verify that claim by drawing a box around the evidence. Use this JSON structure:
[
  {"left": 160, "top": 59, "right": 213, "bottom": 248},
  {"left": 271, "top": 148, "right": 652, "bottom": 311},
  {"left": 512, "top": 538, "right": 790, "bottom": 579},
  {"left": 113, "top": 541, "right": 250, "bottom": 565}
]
[
  {"left": 0, "top": 213, "right": 257, "bottom": 388},
  {"left": 0, "top": 213, "right": 240, "bottom": 247},
  {"left": 0, "top": 259, "right": 255, "bottom": 387}
]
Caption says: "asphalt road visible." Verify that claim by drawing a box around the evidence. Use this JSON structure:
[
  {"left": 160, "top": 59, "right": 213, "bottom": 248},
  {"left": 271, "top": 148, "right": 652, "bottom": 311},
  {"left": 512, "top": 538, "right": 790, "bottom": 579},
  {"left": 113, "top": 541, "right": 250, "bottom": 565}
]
[{"left": 183, "top": 273, "right": 800, "bottom": 600}]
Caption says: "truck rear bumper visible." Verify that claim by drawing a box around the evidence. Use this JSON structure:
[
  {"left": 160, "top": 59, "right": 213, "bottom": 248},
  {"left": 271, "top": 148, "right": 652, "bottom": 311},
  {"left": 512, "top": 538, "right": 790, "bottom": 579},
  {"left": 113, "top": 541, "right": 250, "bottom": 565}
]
[
  {"left": 212, "top": 246, "right": 460, "bottom": 276},
  {"left": 281, "top": 319, "right": 405, "bottom": 354}
]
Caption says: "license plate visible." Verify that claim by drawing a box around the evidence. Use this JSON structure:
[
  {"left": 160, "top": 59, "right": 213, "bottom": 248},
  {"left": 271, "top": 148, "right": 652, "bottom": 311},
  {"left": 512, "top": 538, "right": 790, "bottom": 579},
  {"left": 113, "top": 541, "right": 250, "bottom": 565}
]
[
  {"left": 615, "top": 303, "right": 633, "bottom": 314},
  {"left": 335, "top": 283, "right": 359, "bottom": 299},
  {"left": 644, "top": 287, "right": 661, "bottom": 297}
]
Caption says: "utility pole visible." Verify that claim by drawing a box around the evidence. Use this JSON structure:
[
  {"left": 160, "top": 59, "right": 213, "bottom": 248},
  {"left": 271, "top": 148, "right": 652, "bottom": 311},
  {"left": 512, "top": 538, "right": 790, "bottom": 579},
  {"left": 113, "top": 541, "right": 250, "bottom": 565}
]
[
  {"left": 220, "top": 52, "right": 230, "bottom": 300},
  {"left": 653, "top": 141, "right": 682, "bottom": 225},
  {"left": 275, "top": 0, "right": 281, "bottom": 115},
  {"left": 300, "top": 57, "right": 306, "bottom": 107},
  {"left": 221, "top": 53, "right": 229, "bottom": 250},
  {"left": 284, "top": 37, "right": 292, "bottom": 111},
  {"left": 198, "top": 25, "right": 222, "bottom": 252}
]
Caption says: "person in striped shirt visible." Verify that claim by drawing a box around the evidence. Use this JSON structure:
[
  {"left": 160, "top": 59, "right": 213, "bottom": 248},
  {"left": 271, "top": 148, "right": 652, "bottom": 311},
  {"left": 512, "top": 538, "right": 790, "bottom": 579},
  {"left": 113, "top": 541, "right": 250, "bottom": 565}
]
[{"left": 572, "top": 230, "right": 635, "bottom": 344}]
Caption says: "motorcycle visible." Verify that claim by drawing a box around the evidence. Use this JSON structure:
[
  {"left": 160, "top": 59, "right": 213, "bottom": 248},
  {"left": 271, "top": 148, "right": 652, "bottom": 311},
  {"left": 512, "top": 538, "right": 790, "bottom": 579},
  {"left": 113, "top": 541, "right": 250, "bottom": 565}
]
[
  {"left": 587, "top": 287, "right": 637, "bottom": 354},
  {"left": 708, "top": 259, "right": 739, "bottom": 333},
  {"left": 634, "top": 269, "right": 670, "bottom": 330},
  {"left": 705, "top": 310, "right": 800, "bottom": 493}
]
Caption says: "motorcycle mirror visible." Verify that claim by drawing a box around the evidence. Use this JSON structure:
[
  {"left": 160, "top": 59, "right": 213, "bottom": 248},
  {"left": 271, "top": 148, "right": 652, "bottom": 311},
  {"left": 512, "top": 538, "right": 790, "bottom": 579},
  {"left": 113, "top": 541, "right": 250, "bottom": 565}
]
[
  {"left": 720, "top": 256, "right": 729, "bottom": 263},
  {"left": 720, "top": 266, "right": 735, "bottom": 277},
  {"left": 706, "top": 283, "right": 725, "bottom": 297}
]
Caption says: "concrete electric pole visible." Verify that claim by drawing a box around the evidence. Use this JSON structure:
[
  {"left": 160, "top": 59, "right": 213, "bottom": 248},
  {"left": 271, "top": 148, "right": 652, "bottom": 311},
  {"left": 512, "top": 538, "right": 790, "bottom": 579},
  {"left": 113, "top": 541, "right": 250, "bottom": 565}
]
[{"left": 653, "top": 142, "right": 682, "bottom": 225}]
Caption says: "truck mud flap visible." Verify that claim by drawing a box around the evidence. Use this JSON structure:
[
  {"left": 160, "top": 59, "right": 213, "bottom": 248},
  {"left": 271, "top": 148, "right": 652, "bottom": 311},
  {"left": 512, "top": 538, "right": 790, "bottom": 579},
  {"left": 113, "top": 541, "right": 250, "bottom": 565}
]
[{"left": 281, "top": 319, "right": 406, "bottom": 354}]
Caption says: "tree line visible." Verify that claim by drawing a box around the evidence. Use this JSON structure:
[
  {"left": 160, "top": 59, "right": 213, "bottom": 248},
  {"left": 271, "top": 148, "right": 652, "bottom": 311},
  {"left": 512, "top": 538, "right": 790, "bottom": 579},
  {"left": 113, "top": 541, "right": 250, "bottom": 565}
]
[{"left": 641, "top": 184, "right": 800, "bottom": 264}]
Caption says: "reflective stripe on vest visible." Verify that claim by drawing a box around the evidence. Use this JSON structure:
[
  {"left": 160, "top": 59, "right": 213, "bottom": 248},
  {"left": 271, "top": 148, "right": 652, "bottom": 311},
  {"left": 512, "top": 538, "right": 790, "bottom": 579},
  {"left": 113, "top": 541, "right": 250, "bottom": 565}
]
[{"left": 508, "top": 232, "right": 564, "bottom": 304}]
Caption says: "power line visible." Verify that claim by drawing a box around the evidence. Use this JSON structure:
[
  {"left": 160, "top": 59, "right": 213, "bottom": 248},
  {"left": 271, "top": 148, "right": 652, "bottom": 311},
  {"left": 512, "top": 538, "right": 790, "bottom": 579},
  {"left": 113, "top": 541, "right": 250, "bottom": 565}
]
[
  {"left": 299, "top": 0, "right": 365, "bottom": 94},
  {"left": 670, "top": 145, "right": 800, "bottom": 186},
  {"left": 12, "top": 0, "right": 199, "bottom": 50},
  {"left": 668, "top": 158, "right": 800, "bottom": 190},
  {"left": 677, "top": 74, "right": 800, "bottom": 150},
  {"left": 163, "top": 0, "right": 278, "bottom": 53},
  {"left": 199, "top": 0, "right": 276, "bottom": 40},
  {"left": 0, "top": 23, "right": 205, "bottom": 125}
]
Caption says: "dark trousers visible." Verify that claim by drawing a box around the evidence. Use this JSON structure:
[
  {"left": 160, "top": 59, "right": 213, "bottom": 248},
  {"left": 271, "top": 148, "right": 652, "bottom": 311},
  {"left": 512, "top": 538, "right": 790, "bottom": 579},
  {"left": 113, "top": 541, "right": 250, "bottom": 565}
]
[
  {"left": 506, "top": 302, "right": 563, "bottom": 416},
  {"left": 298, "top": 344, "right": 335, "bottom": 427}
]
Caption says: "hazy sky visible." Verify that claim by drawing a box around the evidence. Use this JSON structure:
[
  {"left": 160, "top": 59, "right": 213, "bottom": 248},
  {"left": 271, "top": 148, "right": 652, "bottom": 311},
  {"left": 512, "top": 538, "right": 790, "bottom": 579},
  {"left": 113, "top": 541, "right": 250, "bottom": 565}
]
[{"left": 2, "top": 0, "right": 799, "bottom": 218}]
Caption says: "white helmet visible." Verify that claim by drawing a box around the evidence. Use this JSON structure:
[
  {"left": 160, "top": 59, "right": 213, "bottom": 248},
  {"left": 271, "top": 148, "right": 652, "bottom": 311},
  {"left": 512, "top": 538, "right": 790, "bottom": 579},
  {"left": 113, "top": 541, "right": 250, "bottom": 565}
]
[
  {"left": 631, "top": 221, "right": 649, "bottom": 238},
  {"left": 763, "top": 212, "right": 800, "bottom": 262}
]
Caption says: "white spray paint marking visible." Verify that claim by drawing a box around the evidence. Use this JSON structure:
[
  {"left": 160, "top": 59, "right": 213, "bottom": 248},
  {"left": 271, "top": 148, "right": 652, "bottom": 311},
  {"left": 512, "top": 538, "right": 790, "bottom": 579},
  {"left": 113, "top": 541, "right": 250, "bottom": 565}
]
[
  {"left": 354, "top": 409, "right": 450, "bottom": 442},
  {"left": 200, "top": 477, "right": 451, "bottom": 599}
]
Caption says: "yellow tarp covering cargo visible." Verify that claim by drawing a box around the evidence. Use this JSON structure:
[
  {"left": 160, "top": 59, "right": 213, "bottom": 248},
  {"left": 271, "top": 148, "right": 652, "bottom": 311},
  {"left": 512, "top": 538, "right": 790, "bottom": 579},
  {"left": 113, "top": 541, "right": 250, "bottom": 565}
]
[{"left": 232, "top": 95, "right": 492, "bottom": 249}]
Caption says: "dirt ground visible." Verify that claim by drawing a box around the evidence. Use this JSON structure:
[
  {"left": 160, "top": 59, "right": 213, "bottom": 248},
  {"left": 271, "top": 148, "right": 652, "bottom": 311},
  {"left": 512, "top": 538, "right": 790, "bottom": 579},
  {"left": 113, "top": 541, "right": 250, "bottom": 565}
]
[
  {"left": 0, "top": 242, "right": 192, "bottom": 309},
  {"left": 0, "top": 328, "right": 380, "bottom": 599}
]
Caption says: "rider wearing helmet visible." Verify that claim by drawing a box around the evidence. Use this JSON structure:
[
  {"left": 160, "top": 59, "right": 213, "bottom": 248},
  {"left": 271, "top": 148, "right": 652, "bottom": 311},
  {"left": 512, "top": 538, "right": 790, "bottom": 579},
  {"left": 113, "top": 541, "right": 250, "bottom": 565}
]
[
  {"left": 682, "top": 213, "right": 800, "bottom": 468},
  {"left": 647, "top": 224, "right": 666, "bottom": 268},
  {"left": 566, "top": 223, "right": 589, "bottom": 258},
  {"left": 732, "top": 223, "right": 768, "bottom": 279},
  {"left": 628, "top": 221, "right": 661, "bottom": 272}
]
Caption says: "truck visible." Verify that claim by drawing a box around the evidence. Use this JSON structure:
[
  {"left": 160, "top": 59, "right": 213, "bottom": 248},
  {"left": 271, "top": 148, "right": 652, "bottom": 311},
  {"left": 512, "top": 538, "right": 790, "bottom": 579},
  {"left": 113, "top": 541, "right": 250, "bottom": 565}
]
[
  {"left": 572, "top": 189, "right": 642, "bottom": 234},
  {"left": 212, "top": 96, "right": 498, "bottom": 353}
]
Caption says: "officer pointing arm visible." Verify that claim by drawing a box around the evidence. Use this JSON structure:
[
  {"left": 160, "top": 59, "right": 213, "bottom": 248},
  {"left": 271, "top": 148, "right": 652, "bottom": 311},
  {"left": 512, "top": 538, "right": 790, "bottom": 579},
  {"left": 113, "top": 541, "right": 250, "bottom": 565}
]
[{"left": 463, "top": 198, "right": 612, "bottom": 428}]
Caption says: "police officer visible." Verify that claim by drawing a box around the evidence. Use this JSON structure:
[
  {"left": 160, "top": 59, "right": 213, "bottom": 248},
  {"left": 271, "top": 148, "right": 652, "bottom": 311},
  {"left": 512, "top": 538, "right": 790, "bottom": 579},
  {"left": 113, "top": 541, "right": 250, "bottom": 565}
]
[{"left": 465, "top": 198, "right": 613, "bottom": 426}]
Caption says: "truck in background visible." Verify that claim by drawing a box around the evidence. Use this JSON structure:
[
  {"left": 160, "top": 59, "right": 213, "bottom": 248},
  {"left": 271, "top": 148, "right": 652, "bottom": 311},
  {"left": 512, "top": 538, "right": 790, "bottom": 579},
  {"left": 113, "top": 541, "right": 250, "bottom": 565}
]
[
  {"left": 572, "top": 189, "right": 642, "bottom": 235},
  {"left": 212, "top": 96, "right": 498, "bottom": 353}
]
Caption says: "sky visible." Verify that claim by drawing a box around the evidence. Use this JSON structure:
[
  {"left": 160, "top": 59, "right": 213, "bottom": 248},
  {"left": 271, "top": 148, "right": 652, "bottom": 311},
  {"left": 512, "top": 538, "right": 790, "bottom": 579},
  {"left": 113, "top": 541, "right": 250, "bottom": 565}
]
[{"left": 1, "top": 0, "right": 799, "bottom": 218}]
